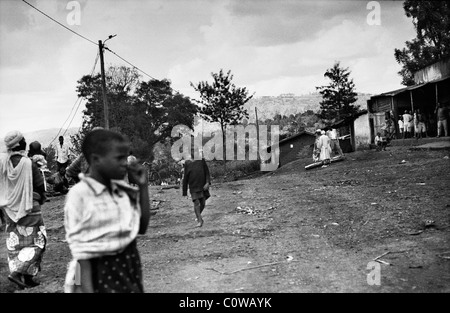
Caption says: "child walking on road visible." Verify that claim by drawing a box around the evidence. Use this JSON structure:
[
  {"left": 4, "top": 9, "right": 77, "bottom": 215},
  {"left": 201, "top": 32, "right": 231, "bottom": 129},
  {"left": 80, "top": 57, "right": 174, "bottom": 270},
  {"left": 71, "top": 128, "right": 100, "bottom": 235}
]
[
  {"left": 63, "top": 129, "right": 150, "bottom": 293},
  {"left": 182, "top": 158, "right": 211, "bottom": 228}
]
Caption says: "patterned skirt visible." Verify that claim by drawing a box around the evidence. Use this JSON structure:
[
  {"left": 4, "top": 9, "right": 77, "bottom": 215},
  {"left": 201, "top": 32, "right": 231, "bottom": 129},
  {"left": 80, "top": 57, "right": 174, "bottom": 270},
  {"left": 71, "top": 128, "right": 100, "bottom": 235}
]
[
  {"left": 5, "top": 204, "right": 47, "bottom": 276},
  {"left": 90, "top": 240, "right": 144, "bottom": 293}
]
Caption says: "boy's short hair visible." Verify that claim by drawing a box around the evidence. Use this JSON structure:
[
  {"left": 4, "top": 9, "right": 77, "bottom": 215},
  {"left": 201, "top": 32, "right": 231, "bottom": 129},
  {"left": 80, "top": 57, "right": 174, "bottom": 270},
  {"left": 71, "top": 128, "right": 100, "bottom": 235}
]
[{"left": 82, "top": 129, "right": 128, "bottom": 164}]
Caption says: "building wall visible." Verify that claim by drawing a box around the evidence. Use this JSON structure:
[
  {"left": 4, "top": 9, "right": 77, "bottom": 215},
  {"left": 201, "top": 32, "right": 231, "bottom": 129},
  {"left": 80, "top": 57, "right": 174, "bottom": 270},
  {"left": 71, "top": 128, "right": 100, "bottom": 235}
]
[
  {"left": 414, "top": 58, "right": 450, "bottom": 84},
  {"left": 279, "top": 134, "right": 316, "bottom": 166},
  {"left": 353, "top": 113, "right": 371, "bottom": 150}
]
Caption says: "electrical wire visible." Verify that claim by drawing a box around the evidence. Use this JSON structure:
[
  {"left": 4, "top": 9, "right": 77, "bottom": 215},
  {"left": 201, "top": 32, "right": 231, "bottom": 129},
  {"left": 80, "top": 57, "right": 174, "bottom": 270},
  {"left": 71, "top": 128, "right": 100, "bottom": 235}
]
[
  {"left": 48, "top": 52, "right": 99, "bottom": 146},
  {"left": 22, "top": 0, "right": 185, "bottom": 97},
  {"left": 104, "top": 47, "right": 159, "bottom": 81},
  {"left": 21, "top": 0, "right": 98, "bottom": 47},
  {"left": 62, "top": 96, "right": 85, "bottom": 137},
  {"left": 104, "top": 47, "right": 188, "bottom": 97},
  {"left": 61, "top": 52, "right": 100, "bottom": 136}
]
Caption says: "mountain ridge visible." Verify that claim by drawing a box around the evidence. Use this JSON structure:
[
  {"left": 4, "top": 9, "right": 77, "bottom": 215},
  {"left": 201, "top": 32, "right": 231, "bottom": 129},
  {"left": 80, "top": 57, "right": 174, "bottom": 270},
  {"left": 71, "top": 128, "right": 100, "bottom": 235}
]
[{"left": 0, "top": 127, "right": 78, "bottom": 153}]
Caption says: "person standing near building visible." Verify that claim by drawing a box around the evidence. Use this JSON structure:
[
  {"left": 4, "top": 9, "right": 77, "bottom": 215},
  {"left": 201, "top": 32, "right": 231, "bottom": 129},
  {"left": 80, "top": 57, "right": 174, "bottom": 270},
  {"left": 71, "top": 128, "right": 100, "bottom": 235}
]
[
  {"left": 435, "top": 102, "right": 448, "bottom": 137},
  {"left": 317, "top": 130, "right": 332, "bottom": 167},
  {"left": 415, "top": 109, "right": 427, "bottom": 139},
  {"left": 326, "top": 127, "right": 344, "bottom": 157},
  {"left": 402, "top": 110, "right": 413, "bottom": 139},
  {"left": 55, "top": 136, "right": 71, "bottom": 171},
  {"left": 398, "top": 116, "right": 404, "bottom": 139},
  {"left": 312, "top": 130, "right": 321, "bottom": 162}
]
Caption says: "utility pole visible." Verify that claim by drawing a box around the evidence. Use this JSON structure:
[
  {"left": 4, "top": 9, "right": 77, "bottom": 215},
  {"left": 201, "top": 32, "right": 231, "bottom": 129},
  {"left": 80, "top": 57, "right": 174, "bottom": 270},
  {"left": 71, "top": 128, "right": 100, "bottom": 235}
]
[
  {"left": 255, "top": 107, "right": 261, "bottom": 164},
  {"left": 99, "top": 40, "right": 109, "bottom": 129}
]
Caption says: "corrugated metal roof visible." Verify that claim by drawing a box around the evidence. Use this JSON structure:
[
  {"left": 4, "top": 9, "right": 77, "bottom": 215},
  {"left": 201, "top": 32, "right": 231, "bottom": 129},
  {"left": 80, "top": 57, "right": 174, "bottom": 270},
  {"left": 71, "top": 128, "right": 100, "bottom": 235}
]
[
  {"left": 278, "top": 130, "right": 316, "bottom": 145},
  {"left": 371, "top": 75, "right": 449, "bottom": 98}
]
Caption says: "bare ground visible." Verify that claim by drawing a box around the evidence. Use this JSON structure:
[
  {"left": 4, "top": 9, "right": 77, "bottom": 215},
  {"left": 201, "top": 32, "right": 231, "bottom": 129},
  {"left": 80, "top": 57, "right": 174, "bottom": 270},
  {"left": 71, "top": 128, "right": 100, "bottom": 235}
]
[{"left": 1, "top": 146, "right": 449, "bottom": 293}]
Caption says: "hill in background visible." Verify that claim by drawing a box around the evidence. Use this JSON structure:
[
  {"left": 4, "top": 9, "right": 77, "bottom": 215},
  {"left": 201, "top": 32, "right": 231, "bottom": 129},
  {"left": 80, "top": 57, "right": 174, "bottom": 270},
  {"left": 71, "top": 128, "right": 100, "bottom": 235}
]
[
  {"left": 0, "top": 127, "right": 78, "bottom": 153},
  {"left": 245, "top": 92, "right": 372, "bottom": 122}
]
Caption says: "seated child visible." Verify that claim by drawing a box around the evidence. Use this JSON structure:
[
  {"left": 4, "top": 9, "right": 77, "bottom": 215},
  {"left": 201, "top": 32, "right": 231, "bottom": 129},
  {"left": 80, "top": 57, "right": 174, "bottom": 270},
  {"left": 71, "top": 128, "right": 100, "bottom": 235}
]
[
  {"left": 47, "top": 167, "right": 70, "bottom": 194},
  {"left": 375, "top": 132, "right": 387, "bottom": 151}
]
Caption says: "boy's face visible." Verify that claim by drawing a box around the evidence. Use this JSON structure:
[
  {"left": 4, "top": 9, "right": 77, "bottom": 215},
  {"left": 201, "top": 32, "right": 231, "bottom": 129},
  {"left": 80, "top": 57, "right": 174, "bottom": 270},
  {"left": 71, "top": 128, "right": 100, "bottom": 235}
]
[{"left": 94, "top": 141, "right": 130, "bottom": 180}]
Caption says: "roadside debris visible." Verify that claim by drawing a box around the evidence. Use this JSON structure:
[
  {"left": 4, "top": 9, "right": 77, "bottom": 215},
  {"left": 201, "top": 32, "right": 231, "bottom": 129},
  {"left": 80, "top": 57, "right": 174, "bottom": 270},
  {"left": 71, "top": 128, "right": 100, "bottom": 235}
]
[
  {"left": 205, "top": 259, "right": 302, "bottom": 275},
  {"left": 235, "top": 206, "right": 274, "bottom": 217},
  {"left": 404, "top": 230, "right": 424, "bottom": 235},
  {"left": 160, "top": 184, "right": 180, "bottom": 190},
  {"left": 236, "top": 206, "right": 258, "bottom": 215},
  {"left": 151, "top": 200, "right": 161, "bottom": 210},
  {"left": 324, "top": 222, "right": 339, "bottom": 228},
  {"left": 437, "top": 251, "right": 450, "bottom": 260},
  {"left": 424, "top": 220, "right": 435, "bottom": 228},
  {"left": 372, "top": 250, "right": 410, "bottom": 266},
  {"left": 373, "top": 251, "right": 390, "bottom": 265}
]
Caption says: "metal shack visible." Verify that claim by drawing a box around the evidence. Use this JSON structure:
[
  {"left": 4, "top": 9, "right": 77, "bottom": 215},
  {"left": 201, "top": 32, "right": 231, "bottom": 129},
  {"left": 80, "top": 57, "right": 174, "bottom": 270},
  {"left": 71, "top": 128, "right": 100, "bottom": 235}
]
[{"left": 367, "top": 58, "right": 450, "bottom": 141}]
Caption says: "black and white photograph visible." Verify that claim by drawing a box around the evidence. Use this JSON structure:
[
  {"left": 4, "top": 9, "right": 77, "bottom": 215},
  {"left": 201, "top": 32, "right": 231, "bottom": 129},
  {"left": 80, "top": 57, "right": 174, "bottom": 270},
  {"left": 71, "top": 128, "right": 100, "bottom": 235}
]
[{"left": 0, "top": 0, "right": 449, "bottom": 298}]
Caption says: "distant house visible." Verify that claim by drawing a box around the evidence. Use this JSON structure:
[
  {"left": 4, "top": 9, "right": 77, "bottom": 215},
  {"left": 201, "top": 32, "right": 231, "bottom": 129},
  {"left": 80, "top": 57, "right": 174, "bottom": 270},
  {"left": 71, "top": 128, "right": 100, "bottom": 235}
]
[
  {"left": 328, "top": 110, "right": 371, "bottom": 152},
  {"left": 367, "top": 57, "right": 450, "bottom": 141},
  {"left": 268, "top": 130, "right": 316, "bottom": 168}
]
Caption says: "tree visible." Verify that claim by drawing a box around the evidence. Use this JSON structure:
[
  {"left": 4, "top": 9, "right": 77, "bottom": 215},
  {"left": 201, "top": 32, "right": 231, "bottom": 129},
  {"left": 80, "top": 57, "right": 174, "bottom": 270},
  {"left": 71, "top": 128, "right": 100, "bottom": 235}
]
[
  {"left": 191, "top": 69, "right": 253, "bottom": 167},
  {"left": 316, "top": 62, "right": 358, "bottom": 122},
  {"left": 72, "top": 65, "right": 198, "bottom": 162},
  {"left": 394, "top": 1, "right": 450, "bottom": 86}
]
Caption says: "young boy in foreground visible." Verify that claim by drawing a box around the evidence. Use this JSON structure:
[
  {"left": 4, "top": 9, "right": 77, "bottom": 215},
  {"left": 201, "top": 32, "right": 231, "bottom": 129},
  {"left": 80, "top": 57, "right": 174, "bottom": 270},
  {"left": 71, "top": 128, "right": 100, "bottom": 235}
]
[{"left": 64, "top": 129, "right": 150, "bottom": 293}]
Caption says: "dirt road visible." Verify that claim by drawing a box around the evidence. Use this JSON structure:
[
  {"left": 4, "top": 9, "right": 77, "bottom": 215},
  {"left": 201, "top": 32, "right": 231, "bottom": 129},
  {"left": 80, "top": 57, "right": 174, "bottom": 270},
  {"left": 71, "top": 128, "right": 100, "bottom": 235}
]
[{"left": 1, "top": 146, "right": 449, "bottom": 293}]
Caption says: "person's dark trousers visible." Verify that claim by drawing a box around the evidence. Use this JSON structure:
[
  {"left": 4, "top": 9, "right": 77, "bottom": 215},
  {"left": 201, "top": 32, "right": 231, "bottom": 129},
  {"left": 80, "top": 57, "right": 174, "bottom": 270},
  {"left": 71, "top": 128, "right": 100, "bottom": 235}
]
[{"left": 56, "top": 161, "right": 68, "bottom": 171}]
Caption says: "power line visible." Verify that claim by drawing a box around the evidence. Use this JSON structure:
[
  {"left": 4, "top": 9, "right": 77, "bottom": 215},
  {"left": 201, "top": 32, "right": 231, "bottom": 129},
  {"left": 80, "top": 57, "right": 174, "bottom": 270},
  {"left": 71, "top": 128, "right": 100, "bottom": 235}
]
[
  {"left": 21, "top": 0, "right": 98, "bottom": 47},
  {"left": 22, "top": 0, "right": 186, "bottom": 97},
  {"left": 104, "top": 47, "right": 188, "bottom": 97},
  {"left": 48, "top": 52, "right": 99, "bottom": 146},
  {"left": 61, "top": 52, "right": 100, "bottom": 136},
  {"left": 62, "top": 96, "right": 85, "bottom": 137},
  {"left": 48, "top": 97, "right": 83, "bottom": 146},
  {"left": 104, "top": 47, "right": 159, "bottom": 81}
]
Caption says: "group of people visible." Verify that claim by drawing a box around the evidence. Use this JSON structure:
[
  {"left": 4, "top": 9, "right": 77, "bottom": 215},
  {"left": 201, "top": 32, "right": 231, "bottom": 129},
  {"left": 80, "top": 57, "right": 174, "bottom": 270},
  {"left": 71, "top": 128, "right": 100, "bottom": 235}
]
[
  {"left": 396, "top": 102, "right": 448, "bottom": 139},
  {"left": 398, "top": 109, "right": 427, "bottom": 139},
  {"left": 1, "top": 128, "right": 211, "bottom": 293},
  {"left": 312, "top": 127, "right": 345, "bottom": 167}
]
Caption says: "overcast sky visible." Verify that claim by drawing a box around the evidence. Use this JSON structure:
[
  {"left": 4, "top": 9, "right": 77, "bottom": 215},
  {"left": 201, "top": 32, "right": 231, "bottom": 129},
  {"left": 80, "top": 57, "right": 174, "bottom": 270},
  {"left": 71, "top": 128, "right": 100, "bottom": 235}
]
[{"left": 0, "top": 0, "right": 416, "bottom": 137}]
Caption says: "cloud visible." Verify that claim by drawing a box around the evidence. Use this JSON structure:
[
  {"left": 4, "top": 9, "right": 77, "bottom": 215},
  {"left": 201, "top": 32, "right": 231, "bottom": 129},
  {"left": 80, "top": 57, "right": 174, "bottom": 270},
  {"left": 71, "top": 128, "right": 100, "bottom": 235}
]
[
  {"left": 1, "top": 0, "right": 416, "bottom": 137},
  {"left": 168, "top": 3, "right": 414, "bottom": 99},
  {"left": 225, "top": 0, "right": 370, "bottom": 46}
]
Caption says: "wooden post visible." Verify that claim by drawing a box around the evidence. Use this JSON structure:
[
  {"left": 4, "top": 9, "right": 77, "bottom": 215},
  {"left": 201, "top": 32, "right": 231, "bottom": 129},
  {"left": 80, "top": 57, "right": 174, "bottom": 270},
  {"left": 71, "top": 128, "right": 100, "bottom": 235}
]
[
  {"left": 391, "top": 96, "right": 398, "bottom": 137},
  {"left": 255, "top": 107, "right": 261, "bottom": 163},
  {"left": 435, "top": 83, "right": 439, "bottom": 104},
  {"left": 350, "top": 120, "right": 356, "bottom": 152},
  {"left": 409, "top": 90, "right": 414, "bottom": 113},
  {"left": 99, "top": 40, "right": 109, "bottom": 129}
]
